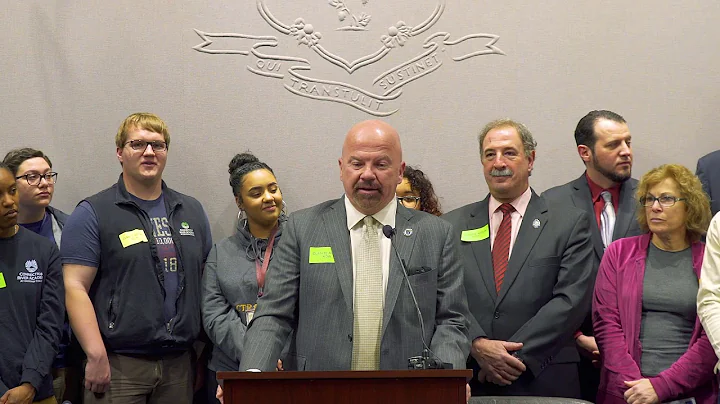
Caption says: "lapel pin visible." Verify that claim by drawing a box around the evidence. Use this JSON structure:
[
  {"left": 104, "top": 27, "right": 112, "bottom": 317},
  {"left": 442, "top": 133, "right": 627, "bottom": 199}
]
[
  {"left": 532, "top": 219, "right": 541, "bottom": 229},
  {"left": 403, "top": 228, "right": 413, "bottom": 237}
]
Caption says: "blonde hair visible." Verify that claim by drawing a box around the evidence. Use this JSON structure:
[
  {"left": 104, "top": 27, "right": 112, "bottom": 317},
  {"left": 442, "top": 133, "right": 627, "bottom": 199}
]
[
  {"left": 636, "top": 164, "right": 711, "bottom": 242},
  {"left": 115, "top": 113, "right": 170, "bottom": 149}
]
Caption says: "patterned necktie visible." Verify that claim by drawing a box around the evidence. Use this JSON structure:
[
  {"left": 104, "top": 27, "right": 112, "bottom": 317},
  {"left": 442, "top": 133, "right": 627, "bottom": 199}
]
[
  {"left": 351, "top": 216, "right": 383, "bottom": 370},
  {"left": 492, "top": 203, "right": 515, "bottom": 294},
  {"left": 600, "top": 191, "right": 616, "bottom": 249}
]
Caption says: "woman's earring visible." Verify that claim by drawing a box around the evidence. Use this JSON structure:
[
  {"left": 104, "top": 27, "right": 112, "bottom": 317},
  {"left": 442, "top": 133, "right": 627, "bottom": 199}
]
[
  {"left": 281, "top": 201, "right": 288, "bottom": 217},
  {"left": 237, "top": 209, "right": 245, "bottom": 221}
]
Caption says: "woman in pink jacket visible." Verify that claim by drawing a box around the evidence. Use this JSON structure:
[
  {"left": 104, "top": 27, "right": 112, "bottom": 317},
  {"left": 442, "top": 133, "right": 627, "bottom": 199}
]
[{"left": 594, "top": 164, "right": 717, "bottom": 404}]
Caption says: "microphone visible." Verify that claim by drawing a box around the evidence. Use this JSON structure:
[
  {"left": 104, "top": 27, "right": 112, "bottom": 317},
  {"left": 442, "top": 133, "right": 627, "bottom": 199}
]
[
  {"left": 381, "top": 224, "right": 396, "bottom": 239},
  {"left": 382, "top": 225, "right": 450, "bottom": 369}
]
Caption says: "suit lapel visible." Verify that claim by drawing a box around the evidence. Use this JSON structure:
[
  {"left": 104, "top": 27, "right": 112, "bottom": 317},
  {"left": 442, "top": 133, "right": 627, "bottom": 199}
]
[
  {"left": 613, "top": 179, "right": 637, "bottom": 240},
  {"left": 571, "top": 175, "right": 605, "bottom": 259},
  {"left": 322, "top": 199, "right": 354, "bottom": 313},
  {"left": 467, "top": 197, "right": 497, "bottom": 304},
  {"left": 382, "top": 205, "right": 417, "bottom": 335},
  {"left": 497, "top": 191, "right": 548, "bottom": 305}
]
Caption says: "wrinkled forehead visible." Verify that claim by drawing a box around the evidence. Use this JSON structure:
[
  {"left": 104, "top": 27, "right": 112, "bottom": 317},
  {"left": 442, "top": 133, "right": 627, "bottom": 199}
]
[
  {"left": 646, "top": 177, "right": 681, "bottom": 195},
  {"left": 342, "top": 130, "right": 402, "bottom": 161},
  {"left": 483, "top": 126, "right": 523, "bottom": 151}
]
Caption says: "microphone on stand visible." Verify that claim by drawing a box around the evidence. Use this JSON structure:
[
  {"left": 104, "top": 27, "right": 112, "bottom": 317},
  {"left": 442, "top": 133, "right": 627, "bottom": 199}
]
[{"left": 382, "top": 225, "right": 451, "bottom": 369}]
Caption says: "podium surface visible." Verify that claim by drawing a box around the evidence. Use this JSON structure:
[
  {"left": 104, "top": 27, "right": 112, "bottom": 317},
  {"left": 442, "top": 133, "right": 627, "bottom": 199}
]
[{"left": 218, "top": 369, "right": 471, "bottom": 404}]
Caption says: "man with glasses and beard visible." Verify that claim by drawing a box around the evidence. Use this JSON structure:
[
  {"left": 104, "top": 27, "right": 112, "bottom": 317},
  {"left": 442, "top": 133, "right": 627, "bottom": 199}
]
[
  {"left": 444, "top": 119, "right": 595, "bottom": 398},
  {"left": 543, "top": 110, "right": 643, "bottom": 402}
]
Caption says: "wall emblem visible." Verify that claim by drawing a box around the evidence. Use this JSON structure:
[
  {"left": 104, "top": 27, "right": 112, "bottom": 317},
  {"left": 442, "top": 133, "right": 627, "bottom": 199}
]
[{"left": 194, "top": 0, "right": 504, "bottom": 116}]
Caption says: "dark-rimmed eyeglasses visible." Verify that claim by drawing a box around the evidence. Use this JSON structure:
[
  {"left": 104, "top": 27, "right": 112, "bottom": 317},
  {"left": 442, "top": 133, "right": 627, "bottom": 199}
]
[
  {"left": 124, "top": 140, "right": 167, "bottom": 152},
  {"left": 16, "top": 172, "right": 58, "bottom": 186},
  {"left": 639, "top": 195, "right": 685, "bottom": 207},
  {"left": 398, "top": 196, "right": 421, "bottom": 208}
]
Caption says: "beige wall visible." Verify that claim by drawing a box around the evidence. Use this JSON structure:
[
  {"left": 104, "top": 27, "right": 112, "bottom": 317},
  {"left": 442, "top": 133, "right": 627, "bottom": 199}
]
[{"left": 2, "top": 1, "right": 719, "bottom": 238}]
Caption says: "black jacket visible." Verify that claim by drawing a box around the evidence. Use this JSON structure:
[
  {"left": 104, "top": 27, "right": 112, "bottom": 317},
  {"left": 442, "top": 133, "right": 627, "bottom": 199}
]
[
  {"left": 84, "top": 175, "right": 211, "bottom": 354},
  {"left": 0, "top": 227, "right": 64, "bottom": 400}
]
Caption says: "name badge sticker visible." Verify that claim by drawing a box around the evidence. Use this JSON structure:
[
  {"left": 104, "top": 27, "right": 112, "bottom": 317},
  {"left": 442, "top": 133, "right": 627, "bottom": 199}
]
[
  {"left": 461, "top": 225, "right": 489, "bottom": 242},
  {"left": 0, "top": 272, "right": 6, "bottom": 289},
  {"left": 119, "top": 229, "right": 149, "bottom": 248},
  {"left": 246, "top": 306, "right": 255, "bottom": 324},
  {"left": 235, "top": 303, "right": 258, "bottom": 324},
  {"left": 309, "top": 247, "right": 335, "bottom": 264}
]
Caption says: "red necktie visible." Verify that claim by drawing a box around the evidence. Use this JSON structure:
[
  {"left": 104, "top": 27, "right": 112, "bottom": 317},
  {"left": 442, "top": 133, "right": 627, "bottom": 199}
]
[{"left": 492, "top": 203, "right": 515, "bottom": 294}]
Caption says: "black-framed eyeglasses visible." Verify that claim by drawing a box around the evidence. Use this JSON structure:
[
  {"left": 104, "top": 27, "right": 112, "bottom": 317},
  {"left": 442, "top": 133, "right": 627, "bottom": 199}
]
[
  {"left": 639, "top": 195, "right": 686, "bottom": 207},
  {"left": 124, "top": 140, "right": 167, "bottom": 152},
  {"left": 398, "top": 196, "right": 421, "bottom": 208},
  {"left": 16, "top": 172, "right": 58, "bottom": 186}
]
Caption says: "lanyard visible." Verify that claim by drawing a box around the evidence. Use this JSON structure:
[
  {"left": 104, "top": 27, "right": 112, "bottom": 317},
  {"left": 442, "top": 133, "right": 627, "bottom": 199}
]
[{"left": 255, "top": 227, "right": 278, "bottom": 297}]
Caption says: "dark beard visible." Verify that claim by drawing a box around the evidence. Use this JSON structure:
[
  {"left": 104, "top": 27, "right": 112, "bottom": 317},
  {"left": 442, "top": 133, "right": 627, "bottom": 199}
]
[{"left": 593, "top": 154, "right": 631, "bottom": 184}]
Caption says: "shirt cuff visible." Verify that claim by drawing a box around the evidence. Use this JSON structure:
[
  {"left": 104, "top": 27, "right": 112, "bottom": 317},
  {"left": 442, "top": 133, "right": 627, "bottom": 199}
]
[{"left": 20, "top": 368, "right": 43, "bottom": 392}]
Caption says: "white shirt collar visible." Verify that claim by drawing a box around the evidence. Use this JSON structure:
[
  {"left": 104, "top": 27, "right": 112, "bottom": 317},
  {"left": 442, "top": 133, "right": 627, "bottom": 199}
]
[
  {"left": 488, "top": 186, "right": 533, "bottom": 217},
  {"left": 344, "top": 194, "right": 398, "bottom": 230}
]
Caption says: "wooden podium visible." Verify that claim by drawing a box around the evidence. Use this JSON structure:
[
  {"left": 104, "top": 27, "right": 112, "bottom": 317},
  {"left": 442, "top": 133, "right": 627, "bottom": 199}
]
[{"left": 217, "top": 369, "right": 472, "bottom": 404}]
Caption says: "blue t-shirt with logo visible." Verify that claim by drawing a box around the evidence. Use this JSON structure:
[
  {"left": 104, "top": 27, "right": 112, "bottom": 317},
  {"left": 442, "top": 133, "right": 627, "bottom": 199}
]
[
  {"left": 131, "top": 195, "right": 178, "bottom": 322},
  {"left": 20, "top": 211, "right": 67, "bottom": 368},
  {"left": 61, "top": 195, "right": 212, "bottom": 325}
]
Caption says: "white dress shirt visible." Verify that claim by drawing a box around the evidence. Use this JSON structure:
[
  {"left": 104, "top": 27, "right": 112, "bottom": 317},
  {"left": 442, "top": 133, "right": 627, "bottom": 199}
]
[{"left": 344, "top": 195, "right": 397, "bottom": 305}]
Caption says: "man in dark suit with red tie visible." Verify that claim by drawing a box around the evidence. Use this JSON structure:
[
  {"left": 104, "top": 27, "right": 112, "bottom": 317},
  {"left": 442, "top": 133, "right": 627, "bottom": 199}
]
[
  {"left": 444, "top": 119, "right": 596, "bottom": 397},
  {"left": 543, "top": 110, "right": 642, "bottom": 402}
]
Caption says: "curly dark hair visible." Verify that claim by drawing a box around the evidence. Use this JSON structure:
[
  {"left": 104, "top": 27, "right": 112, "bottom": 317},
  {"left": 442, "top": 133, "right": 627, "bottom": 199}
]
[
  {"left": 228, "top": 151, "right": 275, "bottom": 198},
  {"left": 404, "top": 166, "right": 442, "bottom": 216}
]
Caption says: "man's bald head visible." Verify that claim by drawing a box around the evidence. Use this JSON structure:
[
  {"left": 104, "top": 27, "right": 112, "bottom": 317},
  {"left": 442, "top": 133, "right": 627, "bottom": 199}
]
[{"left": 339, "top": 120, "right": 405, "bottom": 215}]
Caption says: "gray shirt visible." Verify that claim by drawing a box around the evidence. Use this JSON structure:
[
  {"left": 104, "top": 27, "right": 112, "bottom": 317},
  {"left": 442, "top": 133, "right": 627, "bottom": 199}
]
[
  {"left": 201, "top": 218, "right": 291, "bottom": 372},
  {"left": 640, "top": 243, "right": 696, "bottom": 377}
]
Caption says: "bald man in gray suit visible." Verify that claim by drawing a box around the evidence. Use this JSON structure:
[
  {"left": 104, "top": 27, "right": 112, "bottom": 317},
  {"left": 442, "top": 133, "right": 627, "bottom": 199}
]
[{"left": 240, "top": 120, "right": 470, "bottom": 377}]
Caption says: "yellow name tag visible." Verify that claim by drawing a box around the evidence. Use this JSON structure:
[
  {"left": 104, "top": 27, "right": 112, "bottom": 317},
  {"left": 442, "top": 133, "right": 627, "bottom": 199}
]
[
  {"left": 0, "top": 272, "right": 6, "bottom": 289},
  {"left": 309, "top": 247, "right": 335, "bottom": 264},
  {"left": 119, "top": 229, "right": 149, "bottom": 248},
  {"left": 461, "top": 225, "right": 489, "bottom": 242}
]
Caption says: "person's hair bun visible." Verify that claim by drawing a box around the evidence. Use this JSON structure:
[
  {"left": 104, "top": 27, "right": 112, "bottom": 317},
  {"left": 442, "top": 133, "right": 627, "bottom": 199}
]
[{"left": 228, "top": 152, "right": 259, "bottom": 175}]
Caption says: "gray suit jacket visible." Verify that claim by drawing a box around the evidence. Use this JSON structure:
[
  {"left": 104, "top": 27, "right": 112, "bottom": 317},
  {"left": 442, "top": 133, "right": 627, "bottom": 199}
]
[
  {"left": 443, "top": 190, "right": 596, "bottom": 382},
  {"left": 240, "top": 197, "right": 470, "bottom": 371},
  {"left": 542, "top": 173, "right": 642, "bottom": 263},
  {"left": 697, "top": 150, "right": 720, "bottom": 216}
]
